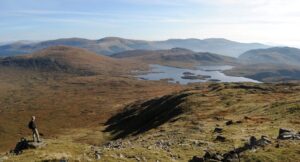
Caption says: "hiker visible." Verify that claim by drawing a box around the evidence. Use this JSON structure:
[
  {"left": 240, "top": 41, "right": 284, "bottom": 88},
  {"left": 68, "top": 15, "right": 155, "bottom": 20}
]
[{"left": 28, "top": 116, "right": 41, "bottom": 142}]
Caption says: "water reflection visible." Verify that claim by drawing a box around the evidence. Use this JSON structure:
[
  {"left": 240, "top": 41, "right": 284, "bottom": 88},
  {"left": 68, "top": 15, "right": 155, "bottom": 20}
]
[{"left": 136, "top": 64, "right": 260, "bottom": 84}]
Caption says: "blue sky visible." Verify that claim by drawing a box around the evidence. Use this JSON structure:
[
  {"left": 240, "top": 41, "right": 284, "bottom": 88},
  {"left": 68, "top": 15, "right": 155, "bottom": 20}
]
[{"left": 1, "top": 0, "right": 300, "bottom": 47}]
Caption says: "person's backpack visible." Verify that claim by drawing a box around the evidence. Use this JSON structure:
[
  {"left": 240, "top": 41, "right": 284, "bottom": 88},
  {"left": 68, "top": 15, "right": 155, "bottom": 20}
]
[{"left": 28, "top": 121, "right": 33, "bottom": 129}]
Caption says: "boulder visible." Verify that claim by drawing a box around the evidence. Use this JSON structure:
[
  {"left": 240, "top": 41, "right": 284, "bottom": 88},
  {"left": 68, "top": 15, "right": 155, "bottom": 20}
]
[
  {"left": 215, "top": 135, "right": 226, "bottom": 142},
  {"left": 249, "top": 136, "right": 257, "bottom": 148},
  {"left": 236, "top": 120, "right": 242, "bottom": 124},
  {"left": 214, "top": 127, "right": 223, "bottom": 133},
  {"left": 11, "top": 138, "right": 46, "bottom": 155},
  {"left": 27, "top": 141, "right": 46, "bottom": 149},
  {"left": 203, "top": 151, "right": 223, "bottom": 161},
  {"left": 256, "top": 136, "right": 272, "bottom": 147},
  {"left": 95, "top": 151, "right": 101, "bottom": 160},
  {"left": 277, "top": 128, "right": 300, "bottom": 140},
  {"left": 189, "top": 156, "right": 204, "bottom": 162},
  {"left": 279, "top": 128, "right": 291, "bottom": 135},
  {"left": 190, "top": 135, "right": 272, "bottom": 162},
  {"left": 294, "top": 134, "right": 300, "bottom": 140},
  {"left": 248, "top": 136, "right": 271, "bottom": 148},
  {"left": 226, "top": 120, "right": 233, "bottom": 126},
  {"left": 223, "top": 151, "right": 239, "bottom": 162}
]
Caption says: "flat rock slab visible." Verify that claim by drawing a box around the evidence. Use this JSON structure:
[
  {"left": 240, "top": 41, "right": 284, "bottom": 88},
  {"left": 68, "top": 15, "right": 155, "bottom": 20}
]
[{"left": 28, "top": 141, "right": 47, "bottom": 149}]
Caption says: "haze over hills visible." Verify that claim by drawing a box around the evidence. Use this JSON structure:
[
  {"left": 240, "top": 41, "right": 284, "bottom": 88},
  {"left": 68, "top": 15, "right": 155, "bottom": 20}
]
[
  {"left": 0, "top": 37, "right": 269, "bottom": 57},
  {"left": 112, "top": 48, "right": 238, "bottom": 67},
  {"left": 239, "top": 47, "right": 300, "bottom": 67},
  {"left": 223, "top": 47, "right": 300, "bottom": 82}
]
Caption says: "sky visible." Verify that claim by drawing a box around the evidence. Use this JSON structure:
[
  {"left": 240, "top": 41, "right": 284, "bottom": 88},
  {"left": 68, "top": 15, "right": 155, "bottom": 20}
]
[{"left": 1, "top": 0, "right": 300, "bottom": 47}]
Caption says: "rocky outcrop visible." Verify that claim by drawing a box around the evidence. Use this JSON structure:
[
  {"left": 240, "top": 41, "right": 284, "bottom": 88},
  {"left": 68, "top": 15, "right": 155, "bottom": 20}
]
[
  {"left": 277, "top": 128, "right": 300, "bottom": 140},
  {"left": 10, "top": 138, "right": 46, "bottom": 155},
  {"left": 190, "top": 135, "right": 272, "bottom": 162}
]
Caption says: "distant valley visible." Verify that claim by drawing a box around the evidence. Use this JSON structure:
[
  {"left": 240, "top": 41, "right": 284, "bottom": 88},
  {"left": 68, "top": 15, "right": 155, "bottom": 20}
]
[{"left": 1, "top": 39, "right": 300, "bottom": 82}]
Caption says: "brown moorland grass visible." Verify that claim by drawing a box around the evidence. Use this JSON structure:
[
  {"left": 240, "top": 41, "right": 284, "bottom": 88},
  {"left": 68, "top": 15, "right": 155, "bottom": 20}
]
[{"left": 0, "top": 66, "right": 182, "bottom": 152}]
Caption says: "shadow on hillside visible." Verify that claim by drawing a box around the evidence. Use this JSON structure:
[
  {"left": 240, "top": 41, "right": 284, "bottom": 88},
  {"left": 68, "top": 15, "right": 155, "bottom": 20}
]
[{"left": 104, "top": 93, "right": 190, "bottom": 139}]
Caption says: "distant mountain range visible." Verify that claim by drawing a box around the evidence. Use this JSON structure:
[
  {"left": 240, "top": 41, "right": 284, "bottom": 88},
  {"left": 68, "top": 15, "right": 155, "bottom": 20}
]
[{"left": 0, "top": 37, "right": 269, "bottom": 57}]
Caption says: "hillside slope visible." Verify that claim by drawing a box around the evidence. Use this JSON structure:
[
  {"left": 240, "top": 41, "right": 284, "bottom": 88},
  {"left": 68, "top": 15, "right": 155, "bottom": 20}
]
[
  {"left": 0, "top": 37, "right": 269, "bottom": 57},
  {"left": 112, "top": 48, "right": 238, "bottom": 67},
  {"left": 0, "top": 46, "right": 143, "bottom": 75},
  {"left": 225, "top": 64, "right": 300, "bottom": 82},
  {"left": 225, "top": 47, "right": 300, "bottom": 82},
  {"left": 239, "top": 47, "right": 300, "bottom": 66},
  {"left": 103, "top": 83, "right": 300, "bottom": 161},
  {"left": 3, "top": 83, "right": 299, "bottom": 161}
]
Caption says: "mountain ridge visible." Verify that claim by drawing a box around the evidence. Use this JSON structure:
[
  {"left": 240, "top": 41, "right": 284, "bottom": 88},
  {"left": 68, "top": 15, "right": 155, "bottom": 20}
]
[
  {"left": 111, "top": 48, "right": 238, "bottom": 67},
  {"left": 0, "top": 37, "right": 269, "bottom": 57}
]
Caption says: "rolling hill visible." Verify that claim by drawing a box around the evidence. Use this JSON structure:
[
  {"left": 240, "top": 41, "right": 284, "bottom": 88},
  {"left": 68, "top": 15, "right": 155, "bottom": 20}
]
[
  {"left": 0, "top": 37, "right": 269, "bottom": 57},
  {"left": 225, "top": 64, "right": 300, "bottom": 82},
  {"left": 0, "top": 46, "right": 143, "bottom": 75},
  {"left": 225, "top": 47, "right": 300, "bottom": 82},
  {"left": 111, "top": 48, "right": 238, "bottom": 67},
  {"left": 239, "top": 47, "right": 300, "bottom": 66}
]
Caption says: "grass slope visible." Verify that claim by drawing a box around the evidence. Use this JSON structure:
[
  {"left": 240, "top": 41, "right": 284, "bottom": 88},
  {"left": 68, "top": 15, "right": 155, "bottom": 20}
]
[{"left": 3, "top": 82, "right": 299, "bottom": 161}]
